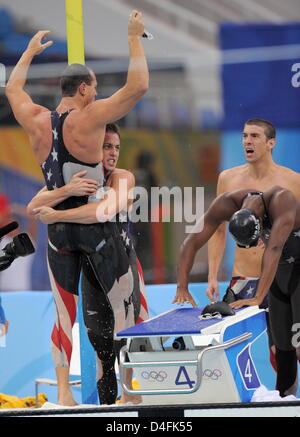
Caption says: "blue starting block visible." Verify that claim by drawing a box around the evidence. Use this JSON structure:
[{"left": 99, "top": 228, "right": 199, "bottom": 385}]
[{"left": 117, "top": 306, "right": 268, "bottom": 405}]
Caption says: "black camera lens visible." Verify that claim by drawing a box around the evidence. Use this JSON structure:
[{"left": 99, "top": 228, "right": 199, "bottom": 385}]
[
  {"left": 172, "top": 337, "right": 186, "bottom": 351},
  {"left": 5, "top": 233, "right": 35, "bottom": 258}
]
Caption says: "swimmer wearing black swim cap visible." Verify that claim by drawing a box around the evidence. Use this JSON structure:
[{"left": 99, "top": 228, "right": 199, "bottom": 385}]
[
  {"left": 175, "top": 184, "right": 300, "bottom": 399},
  {"left": 229, "top": 208, "right": 261, "bottom": 248}
]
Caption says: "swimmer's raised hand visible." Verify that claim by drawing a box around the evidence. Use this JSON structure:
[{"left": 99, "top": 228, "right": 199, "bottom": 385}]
[
  {"left": 26, "top": 31, "right": 53, "bottom": 56},
  {"left": 128, "top": 10, "right": 145, "bottom": 37}
]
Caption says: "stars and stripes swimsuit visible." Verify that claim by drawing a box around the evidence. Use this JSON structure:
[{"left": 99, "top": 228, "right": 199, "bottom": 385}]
[{"left": 41, "top": 110, "right": 148, "bottom": 404}]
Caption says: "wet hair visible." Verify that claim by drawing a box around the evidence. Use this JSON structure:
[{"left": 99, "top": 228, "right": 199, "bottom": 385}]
[
  {"left": 228, "top": 208, "right": 261, "bottom": 248},
  {"left": 60, "top": 63, "right": 93, "bottom": 97},
  {"left": 245, "top": 118, "right": 276, "bottom": 140},
  {"left": 106, "top": 123, "right": 120, "bottom": 139}
]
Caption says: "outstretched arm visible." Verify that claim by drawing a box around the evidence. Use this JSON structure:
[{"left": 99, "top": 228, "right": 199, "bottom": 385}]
[
  {"left": 86, "top": 11, "right": 149, "bottom": 126},
  {"left": 206, "top": 171, "right": 229, "bottom": 301},
  {"left": 27, "top": 171, "right": 98, "bottom": 213},
  {"left": 5, "top": 31, "right": 53, "bottom": 132},
  {"left": 174, "top": 192, "right": 238, "bottom": 307},
  {"left": 173, "top": 216, "right": 220, "bottom": 307},
  {"left": 32, "top": 170, "right": 135, "bottom": 225}
]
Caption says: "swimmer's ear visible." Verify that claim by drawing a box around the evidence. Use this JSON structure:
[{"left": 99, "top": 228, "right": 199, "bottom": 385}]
[{"left": 78, "top": 82, "right": 88, "bottom": 96}]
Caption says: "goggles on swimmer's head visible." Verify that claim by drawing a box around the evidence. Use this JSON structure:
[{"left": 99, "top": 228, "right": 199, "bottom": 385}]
[{"left": 228, "top": 208, "right": 261, "bottom": 248}]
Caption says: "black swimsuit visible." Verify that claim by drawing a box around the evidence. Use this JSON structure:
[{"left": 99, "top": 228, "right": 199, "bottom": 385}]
[
  {"left": 41, "top": 111, "right": 147, "bottom": 404},
  {"left": 245, "top": 192, "right": 300, "bottom": 396}
]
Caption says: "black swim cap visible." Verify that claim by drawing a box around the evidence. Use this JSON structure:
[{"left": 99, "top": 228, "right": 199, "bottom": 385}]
[{"left": 229, "top": 208, "right": 261, "bottom": 248}]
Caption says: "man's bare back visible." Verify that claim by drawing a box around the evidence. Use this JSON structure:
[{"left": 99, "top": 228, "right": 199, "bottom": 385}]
[
  {"left": 6, "top": 11, "right": 149, "bottom": 167},
  {"left": 221, "top": 163, "right": 300, "bottom": 277},
  {"left": 27, "top": 108, "right": 107, "bottom": 165}
]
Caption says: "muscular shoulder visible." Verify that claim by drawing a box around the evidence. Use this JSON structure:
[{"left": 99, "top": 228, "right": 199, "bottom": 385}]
[
  {"left": 219, "top": 165, "right": 247, "bottom": 180},
  {"left": 111, "top": 168, "right": 134, "bottom": 178},
  {"left": 267, "top": 186, "right": 297, "bottom": 221},
  {"left": 276, "top": 166, "right": 300, "bottom": 199},
  {"left": 107, "top": 168, "right": 135, "bottom": 187},
  {"left": 277, "top": 165, "right": 300, "bottom": 178},
  {"left": 216, "top": 165, "right": 247, "bottom": 193}
]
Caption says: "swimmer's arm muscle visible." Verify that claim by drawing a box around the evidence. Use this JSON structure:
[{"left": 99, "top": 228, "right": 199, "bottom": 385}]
[
  {"left": 254, "top": 203, "right": 296, "bottom": 305},
  {"left": 34, "top": 171, "right": 135, "bottom": 224},
  {"left": 6, "top": 32, "right": 52, "bottom": 131},
  {"left": 86, "top": 35, "right": 149, "bottom": 125},
  {"left": 177, "top": 213, "right": 222, "bottom": 290},
  {"left": 96, "top": 170, "right": 135, "bottom": 221},
  {"left": 207, "top": 172, "right": 228, "bottom": 283},
  {"left": 177, "top": 192, "right": 236, "bottom": 289},
  {"left": 28, "top": 171, "right": 99, "bottom": 214},
  {"left": 27, "top": 186, "right": 72, "bottom": 214}
]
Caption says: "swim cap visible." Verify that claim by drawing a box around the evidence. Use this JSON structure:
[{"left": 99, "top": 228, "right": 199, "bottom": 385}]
[{"left": 229, "top": 208, "right": 261, "bottom": 248}]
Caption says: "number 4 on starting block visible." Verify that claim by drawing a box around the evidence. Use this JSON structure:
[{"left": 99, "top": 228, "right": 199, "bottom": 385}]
[
  {"left": 237, "top": 344, "right": 260, "bottom": 390},
  {"left": 175, "top": 366, "right": 195, "bottom": 389}
]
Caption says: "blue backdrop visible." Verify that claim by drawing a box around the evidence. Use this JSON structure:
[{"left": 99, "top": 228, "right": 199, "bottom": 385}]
[{"left": 219, "top": 23, "right": 300, "bottom": 275}]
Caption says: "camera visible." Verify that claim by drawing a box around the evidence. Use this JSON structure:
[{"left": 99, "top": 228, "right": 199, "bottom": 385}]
[
  {"left": 0, "top": 222, "right": 35, "bottom": 272},
  {"left": 172, "top": 337, "right": 186, "bottom": 351}
]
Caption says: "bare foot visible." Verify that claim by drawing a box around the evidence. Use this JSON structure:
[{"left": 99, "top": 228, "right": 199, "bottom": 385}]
[
  {"left": 57, "top": 392, "right": 78, "bottom": 406},
  {"left": 119, "top": 392, "right": 142, "bottom": 405},
  {"left": 55, "top": 367, "right": 78, "bottom": 406}
]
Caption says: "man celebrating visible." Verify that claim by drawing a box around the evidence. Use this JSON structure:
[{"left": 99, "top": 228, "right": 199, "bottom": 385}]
[
  {"left": 5, "top": 11, "right": 149, "bottom": 406},
  {"left": 206, "top": 118, "right": 300, "bottom": 368},
  {"left": 28, "top": 124, "right": 148, "bottom": 405},
  {"left": 207, "top": 119, "right": 300, "bottom": 302},
  {"left": 5, "top": 11, "right": 148, "bottom": 169},
  {"left": 174, "top": 185, "right": 300, "bottom": 397}
]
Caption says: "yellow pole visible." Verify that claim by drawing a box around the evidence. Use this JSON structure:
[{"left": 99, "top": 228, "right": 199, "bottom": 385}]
[{"left": 65, "top": 0, "right": 85, "bottom": 65}]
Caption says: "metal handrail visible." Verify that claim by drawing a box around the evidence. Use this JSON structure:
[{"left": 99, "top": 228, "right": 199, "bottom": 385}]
[{"left": 119, "top": 332, "right": 252, "bottom": 396}]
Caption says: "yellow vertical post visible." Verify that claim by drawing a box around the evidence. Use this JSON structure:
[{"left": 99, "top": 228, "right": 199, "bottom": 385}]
[{"left": 65, "top": 0, "right": 85, "bottom": 65}]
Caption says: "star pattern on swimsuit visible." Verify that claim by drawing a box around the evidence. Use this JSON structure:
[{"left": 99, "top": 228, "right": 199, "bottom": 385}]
[
  {"left": 246, "top": 286, "right": 254, "bottom": 296},
  {"left": 52, "top": 128, "right": 58, "bottom": 140},
  {"left": 119, "top": 212, "right": 128, "bottom": 223},
  {"left": 41, "top": 113, "right": 65, "bottom": 191},
  {"left": 47, "top": 168, "right": 53, "bottom": 181},
  {"left": 121, "top": 229, "right": 127, "bottom": 241},
  {"left": 51, "top": 148, "right": 58, "bottom": 162},
  {"left": 293, "top": 230, "right": 300, "bottom": 238}
]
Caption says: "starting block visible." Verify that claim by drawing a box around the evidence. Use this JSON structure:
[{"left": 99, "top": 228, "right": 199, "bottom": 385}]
[{"left": 116, "top": 306, "right": 268, "bottom": 405}]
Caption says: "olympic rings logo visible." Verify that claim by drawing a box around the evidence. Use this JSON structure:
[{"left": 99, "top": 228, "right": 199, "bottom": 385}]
[
  {"left": 141, "top": 370, "right": 168, "bottom": 382},
  {"left": 202, "top": 369, "right": 222, "bottom": 380}
]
